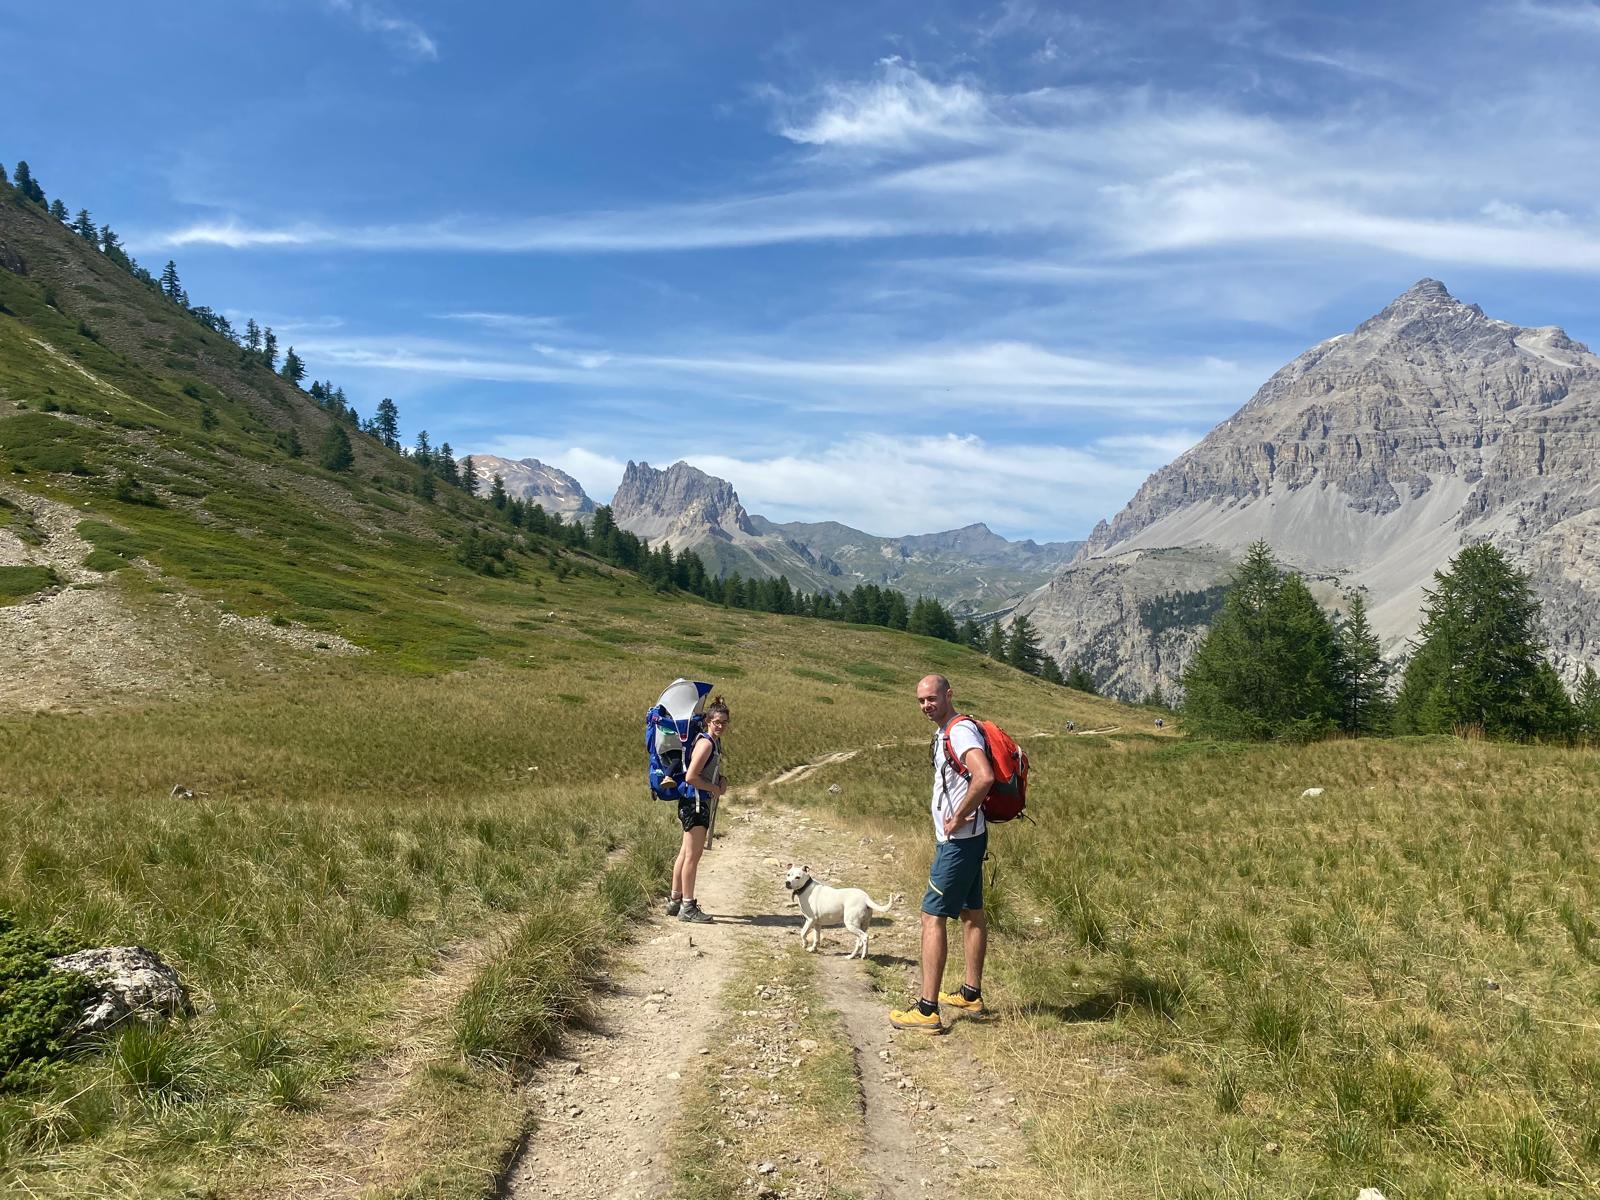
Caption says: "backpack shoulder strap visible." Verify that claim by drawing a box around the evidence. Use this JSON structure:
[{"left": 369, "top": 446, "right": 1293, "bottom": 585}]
[{"left": 941, "top": 714, "right": 981, "bottom": 776}]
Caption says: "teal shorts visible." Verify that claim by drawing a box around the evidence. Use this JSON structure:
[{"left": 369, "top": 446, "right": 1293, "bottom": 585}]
[{"left": 922, "top": 833, "right": 987, "bottom": 918}]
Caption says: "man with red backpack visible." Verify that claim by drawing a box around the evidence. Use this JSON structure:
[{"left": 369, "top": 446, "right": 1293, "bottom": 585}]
[{"left": 889, "top": 674, "right": 995, "bottom": 1033}]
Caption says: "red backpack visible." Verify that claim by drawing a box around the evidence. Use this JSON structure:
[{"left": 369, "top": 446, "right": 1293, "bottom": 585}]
[{"left": 941, "top": 714, "right": 1030, "bottom": 822}]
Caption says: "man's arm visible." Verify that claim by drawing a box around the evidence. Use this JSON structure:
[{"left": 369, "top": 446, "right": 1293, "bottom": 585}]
[{"left": 943, "top": 745, "right": 993, "bottom": 835}]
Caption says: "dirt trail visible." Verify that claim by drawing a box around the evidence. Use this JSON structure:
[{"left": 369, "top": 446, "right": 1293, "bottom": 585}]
[
  {"left": 506, "top": 769, "right": 1031, "bottom": 1200},
  {"left": 502, "top": 809, "right": 765, "bottom": 1198},
  {"left": 236, "top": 747, "right": 1033, "bottom": 1200}
]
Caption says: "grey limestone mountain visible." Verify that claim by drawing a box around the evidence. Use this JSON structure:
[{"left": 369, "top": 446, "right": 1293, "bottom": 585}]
[
  {"left": 1016, "top": 279, "right": 1600, "bottom": 701},
  {"left": 467, "top": 454, "right": 595, "bottom": 515},
  {"left": 610, "top": 460, "right": 842, "bottom": 594},
  {"left": 611, "top": 460, "right": 1078, "bottom": 611}
]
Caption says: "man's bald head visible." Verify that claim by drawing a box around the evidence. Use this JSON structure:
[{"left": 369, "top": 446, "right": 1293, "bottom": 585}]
[{"left": 917, "top": 674, "right": 955, "bottom": 724}]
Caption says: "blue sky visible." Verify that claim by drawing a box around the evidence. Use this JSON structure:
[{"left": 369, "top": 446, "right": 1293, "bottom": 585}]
[{"left": 8, "top": 1, "right": 1600, "bottom": 540}]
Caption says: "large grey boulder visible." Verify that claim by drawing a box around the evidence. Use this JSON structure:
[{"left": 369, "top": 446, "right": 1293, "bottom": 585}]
[{"left": 48, "top": 946, "right": 193, "bottom": 1033}]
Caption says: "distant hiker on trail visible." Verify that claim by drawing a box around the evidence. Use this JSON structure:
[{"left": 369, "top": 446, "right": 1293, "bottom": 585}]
[
  {"left": 667, "top": 696, "right": 729, "bottom": 924},
  {"left": 890, "top": 674, "right": 992, "bottom": 1033}
]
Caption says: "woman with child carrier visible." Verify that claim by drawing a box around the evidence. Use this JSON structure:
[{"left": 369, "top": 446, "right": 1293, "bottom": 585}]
[{"left": 666, "top": 696, "right": 729, "bottom": 924}]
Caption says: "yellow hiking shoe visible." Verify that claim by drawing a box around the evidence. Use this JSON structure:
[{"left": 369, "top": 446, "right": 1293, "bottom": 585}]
[
  {"left": 938, "top": 990, "right": 988, "bottom": 1019},
  {"left": 889, "top": 1005, "right": 945, "bottom": 1033}
]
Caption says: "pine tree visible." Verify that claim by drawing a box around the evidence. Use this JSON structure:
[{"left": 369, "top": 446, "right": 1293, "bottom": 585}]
[
  {"left": 13, "top": 161, "right": 45, "bottom": 205},
  {"left": 48, "top": 198, "right": 68, "bottom": 222},
  {"left": 1181, "top": 540, "right": 1343, "bottom": 741},
  {"left": 885, "top": 590, "right": 909, "bottom": 630},
  {"left": 1575, "top": 666, "right": 1600, "bottom": 740},
  {"left": 413, "top": 430, "right": 432, "bottom": 470},
  {"left": 160, "top": 260, "right": 182, "bottom": 301},
  {"left": 489, "top": 474, "right": 507, "bottom": 509},
  {"left": 959, "top": 619, "right": 982, "bottom": 650},
  {"left": 436, "top": 442, "right": 459, "bottom": 486},
  {"left": 280, "top": 347, "right": 306, "bottom": 385},
  {"left": 318, "top": 422, "right": 354, "bottom": 472},
  {"left": 1336, "top": 591, "right": 1391, "bottom": 734},
  {"left": 72, "top": 209, "right": 96, "bottom": 241},
  {"left": 1149, "top": 683, "right": 1167, "bottom": 709},
  {"left": 461, "top": 455, "right": 479, "bottom": 496},
  {"left": 99, "top": 225, "right": 121, "bottom": 256},
  {"left": 1040, "top": 656, "right": 1066, "bottom": 686},
  {"left": 262, "top": 327, "right": 278, "bottom": 370},
  {"left": 244, "top": 319, "right": 262, "bottom": 354},
  {"left": 984, "top": 622, "right": 1007, "bottom": 661},
  {"left": 374, "top": 398, "right": 400, "bottom": 450},
  {"left": 1392, "top": 543, "right": 1565, "bottom": 739},
  {"left": 0, "top": 163, "right": 8, "bottom": 184},
  {"left": 1006, "top": 615, "right": 1044, "bottom": 675},
  {"left": 1066, "top": 662, "right": 1097, "bottom": 693}
]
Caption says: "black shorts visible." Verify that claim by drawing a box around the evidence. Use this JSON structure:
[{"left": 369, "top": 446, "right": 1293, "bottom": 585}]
[{"left": 677, "top": 796, "right": 711, "bottom": 832}]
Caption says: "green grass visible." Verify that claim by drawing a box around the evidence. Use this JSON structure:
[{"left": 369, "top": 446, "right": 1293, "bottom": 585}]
[
  {"left": 0, "top": 565, "right": 58, "bottom": 603},
  {"left": 0, "top": 594, "right": 1088, "bottom": 1195},
  {"left": 799, "top": 731, "right": 1600, "bottom": 1198}
]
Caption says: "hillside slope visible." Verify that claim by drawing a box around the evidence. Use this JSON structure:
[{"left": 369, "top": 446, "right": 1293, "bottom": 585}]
[{"left": 0, "top": 179, "right": 642, "bottom": 686}]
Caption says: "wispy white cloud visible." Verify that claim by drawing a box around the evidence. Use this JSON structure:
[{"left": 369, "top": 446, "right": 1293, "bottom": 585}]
[
  {"left": 437, "top": 311, "right": 568, "bottom": 334},
  {"left": 1515, "top": 1, "right": 1600, "bottom": 33},
  {"left": 325, "top": 0, "right": 438, "bottom": 62},
  {"left": 289, "top": 328, "right": 1256, "bottom": 416},
  {"left": 137, "top": 59, "right": 1600, "bottom": 276},
  {"left": 776, "top": 58, "right": 988, "bottom": 150}
]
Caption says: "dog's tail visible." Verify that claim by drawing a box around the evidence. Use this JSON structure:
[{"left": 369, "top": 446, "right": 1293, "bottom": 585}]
[{"left": 867, "top": 892, "right": 898, "bottom": 913}]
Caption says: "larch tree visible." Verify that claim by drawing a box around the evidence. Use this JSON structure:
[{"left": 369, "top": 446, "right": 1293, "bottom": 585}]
[{"left": 1392, "top": 542, "right": 1571, "bottom": 739}]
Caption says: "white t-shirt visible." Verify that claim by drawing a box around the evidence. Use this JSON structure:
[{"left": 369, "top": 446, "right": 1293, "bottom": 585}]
[{"left": 931, "top": 719, "right": 987, "bottom": 844}]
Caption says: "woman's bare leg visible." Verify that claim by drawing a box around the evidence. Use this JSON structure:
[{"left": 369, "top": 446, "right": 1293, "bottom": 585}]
[{"left": 680, "top": 825, "right": 708, "bottom": 899}]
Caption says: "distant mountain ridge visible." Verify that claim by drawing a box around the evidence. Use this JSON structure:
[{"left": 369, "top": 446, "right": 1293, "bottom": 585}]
[
  {"left": 466, "top": 454, "right": 595, "bottom": 515},
  {"left": 610, "top": 460, "right": 1079, "bottom": 612},
  {"left": 1017, "top": 279, "right": 1600, "bottom": 699}
]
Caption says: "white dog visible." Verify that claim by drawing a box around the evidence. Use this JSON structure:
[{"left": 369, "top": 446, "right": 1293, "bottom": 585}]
[{"left": 783, "top": 864, "right": 895, "bottom": 960}]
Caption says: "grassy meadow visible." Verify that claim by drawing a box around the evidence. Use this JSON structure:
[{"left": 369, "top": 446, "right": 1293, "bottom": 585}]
[
  {"left": 0, "top": 573, "right": 1098, "bottom": 1196},
  {"left": 795, "top": 731, "right": 1600, "bottom": 1198}
]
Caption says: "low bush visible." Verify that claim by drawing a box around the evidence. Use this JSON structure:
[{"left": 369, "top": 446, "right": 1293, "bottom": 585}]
[{"left": 0, "top": 912, "right": 85, "bottom": 1092}]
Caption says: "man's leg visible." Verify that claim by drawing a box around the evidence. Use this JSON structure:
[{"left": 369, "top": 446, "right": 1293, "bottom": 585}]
[
  {"left": 920, "top": 910, "right": 949, "bottom": 1002},
  {"left": 960, "top": 908, "right": 987, "bottom": 991}
]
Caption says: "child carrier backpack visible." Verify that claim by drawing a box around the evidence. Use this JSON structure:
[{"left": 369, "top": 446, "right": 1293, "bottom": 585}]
[
  {"left": 646, "top": 678, "right": 713, "bottom": 802},
  {"left": 940, "top": 714, "right": 1030, "bottom": 822}
]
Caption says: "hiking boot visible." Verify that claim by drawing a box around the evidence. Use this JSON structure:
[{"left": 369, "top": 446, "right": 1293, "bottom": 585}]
[
  {"left": 939, "top": 990, "right": 988, "bottom": 1019},
  {"left": 665, "top": 895, "right": 683, "bottom": 917},
  {"left": 888, "top": 1005, "right": 945, "bottom": 1033},
  {"left": 679, "top": 900, "right": 713, "bottom": 924}
]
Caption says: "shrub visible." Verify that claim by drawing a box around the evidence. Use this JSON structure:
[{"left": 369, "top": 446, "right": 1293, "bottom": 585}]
[{"left": 0, "top": 911, "right": 86, "bottom": 1092}]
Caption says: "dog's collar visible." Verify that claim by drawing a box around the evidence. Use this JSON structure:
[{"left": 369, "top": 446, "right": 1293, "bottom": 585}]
[{"left": 791, "top": 876, "right": 815, "bottom": 898}]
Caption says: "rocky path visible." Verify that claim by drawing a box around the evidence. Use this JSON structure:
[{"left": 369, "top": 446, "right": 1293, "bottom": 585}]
[{"left": 505, "top": 780, "right": 1031, "bottom": 1200}]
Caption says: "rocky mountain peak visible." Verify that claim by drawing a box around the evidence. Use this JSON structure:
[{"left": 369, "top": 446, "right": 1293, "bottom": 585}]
[
  {"left": 465, "top": 454, "right": 595, "bottom": 513},
  {"left": 611, "top": 460, "right": 756, "bottom": 544},
  {"left": 1354, "top": 277, "right": 1520, "bottom": 359},
  {"left": 1024, "top": 278, "right": 1600, "bottom": 700}
]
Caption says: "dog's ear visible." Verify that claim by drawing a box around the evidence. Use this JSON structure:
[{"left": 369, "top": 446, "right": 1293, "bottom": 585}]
[{"left": 802, "top": 864, "right": 809, "bottom": 873}]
